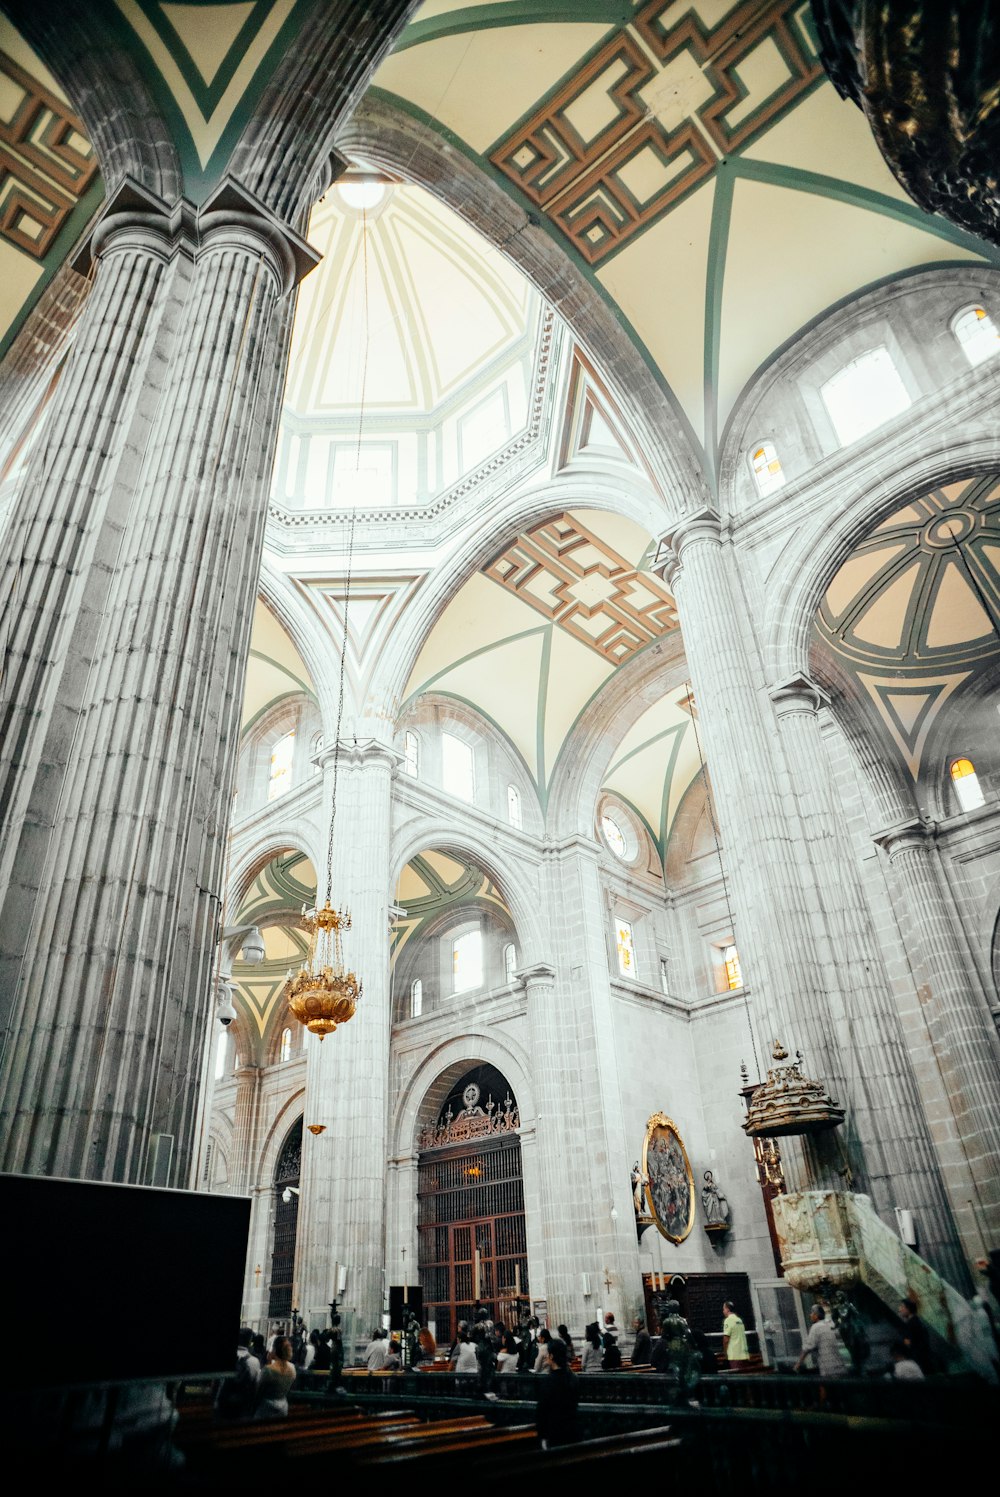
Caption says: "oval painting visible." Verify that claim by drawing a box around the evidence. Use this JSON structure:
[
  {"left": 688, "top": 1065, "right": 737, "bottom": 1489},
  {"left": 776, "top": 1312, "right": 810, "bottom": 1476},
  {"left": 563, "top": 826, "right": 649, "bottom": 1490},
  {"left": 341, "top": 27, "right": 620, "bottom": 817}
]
[{"left": 642, "top": 1112, "right": 694, "bottom": 1245}]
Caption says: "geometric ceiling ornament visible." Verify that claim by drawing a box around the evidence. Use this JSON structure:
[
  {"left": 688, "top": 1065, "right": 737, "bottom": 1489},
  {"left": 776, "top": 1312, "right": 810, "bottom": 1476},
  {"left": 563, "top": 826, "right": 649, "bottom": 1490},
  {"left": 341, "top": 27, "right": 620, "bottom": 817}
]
[
  {"left": 116, "top": 0, "right": 299, "bottom": 178},
  {"left": 484, "top": 510, "right": 678, "bottom": 666},
  {"left": 559, "top": 347, "right": 647, "bottom": 477},
  {"left": 859, "top": 673, "right": 970, "bottom": 776},
  {"left": 924, "top": 560, "right": 993, "bottom": 648},
  {"left": 851, "top": 561, "right": 921, "bottom": 649}
]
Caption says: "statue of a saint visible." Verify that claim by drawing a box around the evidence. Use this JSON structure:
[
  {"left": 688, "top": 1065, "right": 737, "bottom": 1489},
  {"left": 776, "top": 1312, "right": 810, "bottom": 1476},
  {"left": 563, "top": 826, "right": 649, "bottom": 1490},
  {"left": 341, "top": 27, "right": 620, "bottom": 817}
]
[
  {"left": 701, "top": 1170, "right": 730, "bottom": 1228},
  {"left": 631, "top": 1160, "right": 648, "bottom": 1216}
]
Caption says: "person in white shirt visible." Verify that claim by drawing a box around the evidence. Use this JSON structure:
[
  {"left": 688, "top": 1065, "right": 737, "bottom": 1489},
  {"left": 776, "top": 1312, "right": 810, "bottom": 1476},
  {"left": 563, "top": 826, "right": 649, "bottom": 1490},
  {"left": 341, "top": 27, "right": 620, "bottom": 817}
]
[
  {"left": 451, "top": 1334, "right": 478, "bottom": 1374},
  {"left": 365, "top": 1329, "right": 388, "bottom": 1371},
  {"left": 795, "top": 1305, "right": 848, "bottom": 1378},
  {"left": 889, "top": 1341, "right": 925, "bottom": 1380}
]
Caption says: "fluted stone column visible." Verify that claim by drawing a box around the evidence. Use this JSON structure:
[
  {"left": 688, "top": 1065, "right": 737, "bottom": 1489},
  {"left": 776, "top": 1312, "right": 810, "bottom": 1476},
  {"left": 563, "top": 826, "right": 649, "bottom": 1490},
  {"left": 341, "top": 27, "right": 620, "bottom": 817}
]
[
  {"left": 771, "top": 675, "right": 967, "bottom": 1283},
  {"left": 659, "top": 513, "right": 845, "bottom": 1189},
  {"left": 531, "top": 841, "right": 642, "bottom": 1329},
  {"left": 295, "top": 739, "right": 397, "bottom": 1343},
  {"left": 231, "top": 1064, "right": 263, "bottom": 1197},
  {"left": 873, "top": 817, "right": 1000, "bottom": 1252},
  {"left": 0, "top": 178, "right": 317, "bottom": 1186}
]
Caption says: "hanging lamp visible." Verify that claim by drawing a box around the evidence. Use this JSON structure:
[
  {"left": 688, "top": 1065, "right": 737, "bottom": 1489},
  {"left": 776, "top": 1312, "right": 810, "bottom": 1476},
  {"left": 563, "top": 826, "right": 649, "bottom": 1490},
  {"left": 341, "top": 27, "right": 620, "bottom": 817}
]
[
  {"left": 742, "top": 1040, "right": 845, "bottom": 1138},
  {"left": 283, "top": 191, "right": 375, "bottom": 1040}
]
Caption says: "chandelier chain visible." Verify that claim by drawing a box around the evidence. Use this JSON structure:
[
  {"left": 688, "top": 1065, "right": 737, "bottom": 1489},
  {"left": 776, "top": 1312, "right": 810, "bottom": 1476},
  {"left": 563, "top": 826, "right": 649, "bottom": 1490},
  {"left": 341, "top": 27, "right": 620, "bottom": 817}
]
[{"left": 325, "top": 206, "right": 370, "bottom": 902}]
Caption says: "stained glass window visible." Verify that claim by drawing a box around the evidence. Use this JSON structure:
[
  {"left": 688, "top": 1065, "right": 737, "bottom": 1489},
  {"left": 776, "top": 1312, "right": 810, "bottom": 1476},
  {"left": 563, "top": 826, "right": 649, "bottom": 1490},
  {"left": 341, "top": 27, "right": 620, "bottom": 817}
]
[
  {"left": 453, "top": 927, "right": 483, "bottom": 993},
  {"left": 724, "top": 944, "right": 743, "bottom": 991},
  {"left": 507, "top": 784, "right": 522, "bottom": 829},
  {"left": 950, "top": 757, "right": 985, "bottom": 812},
  {"left": 601, "top": 814, "right": 628, "bottom": 859},
  {"left": 749, "top": 441, "right": 785, "bottom": 497},
  {"left": 411, "top": 978, "right": 423, "bottom": 1018},
  {"left": 404, "top": 730, "right": 419, "bottom": 778},
  {"left": 821, "top": 347, "right": 911, "bottom": 446},
  {"left": 616, "top": 919, "right": 636, "bottom": 978},
  {"left": 442, "top": 732, "right": 475, "bottom": 802},
  {"left": 953, "top": 305, "right": 1000, "bottom": 366},
  {"left": 268, "top": 731, "right": 295, "bottom": 801},
  {"left": 279, "top": 1027, "right": 292, "bottom": 1063}
]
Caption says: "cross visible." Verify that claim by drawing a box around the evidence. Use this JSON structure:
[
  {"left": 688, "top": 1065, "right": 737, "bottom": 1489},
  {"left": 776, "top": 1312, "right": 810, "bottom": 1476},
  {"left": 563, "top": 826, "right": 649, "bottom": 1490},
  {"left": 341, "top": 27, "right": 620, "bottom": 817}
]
[{"left": 603, "top": 1266, "right": 613, "bottom": 1295}]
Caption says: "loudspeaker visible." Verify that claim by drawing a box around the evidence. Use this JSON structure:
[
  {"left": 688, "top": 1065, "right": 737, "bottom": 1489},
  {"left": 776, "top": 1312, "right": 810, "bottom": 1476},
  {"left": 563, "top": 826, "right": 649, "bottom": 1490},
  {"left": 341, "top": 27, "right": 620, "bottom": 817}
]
[{"left": 389, "top": 1285, "right": 423, "bottom": 1325}]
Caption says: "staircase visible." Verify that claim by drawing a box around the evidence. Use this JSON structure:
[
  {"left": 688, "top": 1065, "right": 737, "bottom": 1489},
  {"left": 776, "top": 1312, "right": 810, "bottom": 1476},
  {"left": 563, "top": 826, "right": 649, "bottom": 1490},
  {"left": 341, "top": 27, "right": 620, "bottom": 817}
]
[{"left": 771, "top": 1190, "right": 996, "bottom": 1379}]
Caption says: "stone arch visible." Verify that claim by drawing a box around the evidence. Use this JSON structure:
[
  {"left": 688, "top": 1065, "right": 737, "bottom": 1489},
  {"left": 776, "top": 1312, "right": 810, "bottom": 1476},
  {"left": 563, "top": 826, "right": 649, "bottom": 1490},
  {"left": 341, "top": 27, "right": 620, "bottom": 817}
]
[
  {"left": 255, "top": 1091, "right": 306, "bottom": 1194},
  {"left": 391, "top": 1031, "right": 535, "bottom": 1161},
  {"left": 389, "top": 823, "right": 545, "bottom": 970},
  {"left": 228, "top": 833, "right": 323, "bottom": 915},
  {"left": 376, "top": 468, "right": 673, "bottom": 731},
  {"left": 764, "top": 443, "right": 1000, "bottom": 688},
  {"left": 545, "top": 628, "right": 690, "bottom": 844}
]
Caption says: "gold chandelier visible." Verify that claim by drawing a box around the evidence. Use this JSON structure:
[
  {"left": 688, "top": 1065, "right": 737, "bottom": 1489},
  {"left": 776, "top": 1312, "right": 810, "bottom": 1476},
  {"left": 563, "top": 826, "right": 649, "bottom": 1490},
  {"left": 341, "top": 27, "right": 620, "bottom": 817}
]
[{"left": 286, "top": 902, "right": 362, "bottom": 1038}]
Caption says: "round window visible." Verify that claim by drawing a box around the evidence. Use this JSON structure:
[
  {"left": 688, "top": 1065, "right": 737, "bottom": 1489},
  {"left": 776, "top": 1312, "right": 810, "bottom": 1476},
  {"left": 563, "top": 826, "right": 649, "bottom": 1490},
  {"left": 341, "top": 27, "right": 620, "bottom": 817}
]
[{"left": 600, "top": 814, "right": 629, "bottom": 860}]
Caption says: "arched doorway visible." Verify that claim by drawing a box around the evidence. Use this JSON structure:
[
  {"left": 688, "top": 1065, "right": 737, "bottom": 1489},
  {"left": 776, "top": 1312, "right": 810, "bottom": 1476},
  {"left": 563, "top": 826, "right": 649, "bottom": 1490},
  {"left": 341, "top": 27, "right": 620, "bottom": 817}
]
[
  {"left": 268, "top": 1117, "right": 302, "bottom": 1321},
  {"left": 417, "top": 1065, "right": 527, "bottom": 1344}
]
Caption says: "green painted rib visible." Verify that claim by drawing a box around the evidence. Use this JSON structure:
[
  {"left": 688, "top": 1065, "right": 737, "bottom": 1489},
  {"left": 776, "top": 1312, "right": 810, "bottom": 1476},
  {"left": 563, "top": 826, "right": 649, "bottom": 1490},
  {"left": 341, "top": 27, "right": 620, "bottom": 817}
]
[
  {"left": 396, "top": 2, "right": 630, "bottom": 53},
  {"left": 400, "top": 624, "right": 550, "bottom": 711},
  {"left": 729, "top": 156, "right": 1000, "bottom": 264},
  {"left": 605, "top": 720, "right": 686, "bottom": 779},
  {"left": 703, "top": 165, "right": 734, "bottom": 487}
]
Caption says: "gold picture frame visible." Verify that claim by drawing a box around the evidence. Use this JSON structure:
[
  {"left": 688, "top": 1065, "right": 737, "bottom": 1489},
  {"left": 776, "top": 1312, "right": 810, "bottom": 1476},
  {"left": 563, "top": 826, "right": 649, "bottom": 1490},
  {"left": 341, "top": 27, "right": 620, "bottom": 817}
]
[{"left": 641, "top": 1112, "right": 694, "bottom": 1245}]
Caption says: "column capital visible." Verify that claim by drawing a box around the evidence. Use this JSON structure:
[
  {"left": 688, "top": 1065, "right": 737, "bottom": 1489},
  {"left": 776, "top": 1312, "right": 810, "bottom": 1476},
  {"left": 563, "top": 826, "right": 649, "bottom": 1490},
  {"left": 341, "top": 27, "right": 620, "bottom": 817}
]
[
  {"left": 769, "top": 672, "right": 831, "bottom": 717},
  {"left": 73, "top": 174, "right": 319, "bottom": 295},
  {"left": 872, "top": 816, "right": 937, "bottom": 860},
  {"left": 519, "top": 962, "right": 557, "bottom": 993},
  {"left": 316, "top": 737, "right": 403, "bottom": 774}
]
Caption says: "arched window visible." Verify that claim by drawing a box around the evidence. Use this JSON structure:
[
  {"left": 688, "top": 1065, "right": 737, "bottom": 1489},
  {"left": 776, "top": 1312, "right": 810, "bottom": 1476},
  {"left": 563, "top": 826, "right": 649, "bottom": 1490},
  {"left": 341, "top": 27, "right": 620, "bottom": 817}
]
[
  {"left": 821, "top": 347, "right": 911, "bottom": 446},
  {"left": 601, "top": 814, "right": 628, "bottom": 860},
  {"left": 404, "top": 730, "right": 420, "bottom": 778},
  {"left": 723, "top": 944, "right": 743, "bottom": 991},
  {"left": 749, "top": 441, "right": 785, "bottom": 497},
  {"left": 411, "top": 978, "right": 423, "bottom": 1018},
  {"left": 452, "top": 926, "right": 483, "bottom": 993},
  {"left": 279, "top": 1027, "right": 292, "bottom": 1063},
  {"left": 950, "top": 757, "right": 985, "bottom": 812},
  {"left": 442, "top": 732, "right": 475, "bottom": 802},
  {"left": 507, "top": 784, "right": 522, "bottom": 830},
  {"left": 504, "top": 942, "right": 517, "bottom": 984},
  {"left": 953, "top": 305, "right": 1000, "bottom": 367},
  {"left": 615, "top": 919, "right": 636, "bottom": 978},
  {"left": 268, "top": 730, "right": 295, "bottom": 801}
]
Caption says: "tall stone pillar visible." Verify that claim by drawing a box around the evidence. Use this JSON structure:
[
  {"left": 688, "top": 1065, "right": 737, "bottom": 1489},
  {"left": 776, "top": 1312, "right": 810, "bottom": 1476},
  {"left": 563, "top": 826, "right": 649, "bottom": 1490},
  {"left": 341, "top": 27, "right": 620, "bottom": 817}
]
[
  {"left": 295, "top": 739, "right": 397, "bottom": 1344},
  {"left": 873, "top": 818, "right": 1000, "bottom": 1252},
  {"left": 771, "top": 676, "right": 967, "bottom": 1284},
  {"left": 659, "top": 511, "right": 971, "bottom": 1280},
  {"left": 231, "top": 1064, "right": 263, "bottom": 1197},
  {"left": 0, "top": 178, "right": 317, "bottom": 1186},
  {"left": 658, "top": 512, "right": 843, "bottom": 1189},
  {"left": 531, "top": 841, "right": 642, "bottom": 1330}
]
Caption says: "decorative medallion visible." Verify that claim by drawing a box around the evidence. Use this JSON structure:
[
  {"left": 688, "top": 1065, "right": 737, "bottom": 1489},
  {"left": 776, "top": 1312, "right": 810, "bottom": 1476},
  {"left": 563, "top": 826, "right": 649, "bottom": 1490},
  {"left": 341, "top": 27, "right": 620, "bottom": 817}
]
[{"left": 641, "top": 1112, "right": 694, "bottom": 1244}]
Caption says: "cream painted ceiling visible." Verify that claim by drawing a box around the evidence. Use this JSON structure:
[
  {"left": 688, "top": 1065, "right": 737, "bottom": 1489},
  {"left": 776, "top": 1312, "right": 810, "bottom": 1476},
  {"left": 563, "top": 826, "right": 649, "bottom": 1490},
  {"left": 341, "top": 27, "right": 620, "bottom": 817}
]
[
  {"left": 242, "top": 599, "right": 315, "bottom": 731},
  {"left": 813, "top": 475, "right": 1000, "bottom": 779},
  {"left": 601, "top": 683, "right": 702, "bottom": 858}
]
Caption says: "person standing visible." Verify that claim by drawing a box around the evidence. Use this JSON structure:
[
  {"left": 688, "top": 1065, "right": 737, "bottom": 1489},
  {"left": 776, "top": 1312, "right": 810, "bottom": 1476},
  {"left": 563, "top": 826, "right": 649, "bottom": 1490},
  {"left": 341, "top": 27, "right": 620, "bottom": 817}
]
[
  {"left": 534, "top": 1338, "right": 579, "bottom": 1450},
  {"left": 254, "top": 1337, "right": 296, "bottom": 1420},
  {"left": 216, "top": 1328, "right": 260, "bottom": 1420},
  {"left": 722, "top": 1301, "right": 750, "bottom": 1370},
  {"left": 365, "top": 1328, "right": 388, "bottom": 1372},
  {"left": 631, "top": 1317, "right": 652, "bottom": 1365},
  {"left": 898, "top": 1298, "right": 932, "bottom": 1373},
  {"left": 795, "top": 1305, "right": 848, "bottom": 1378},
  {"left": 580, "top": 1322, "right": 603, "bottom": 1373}
]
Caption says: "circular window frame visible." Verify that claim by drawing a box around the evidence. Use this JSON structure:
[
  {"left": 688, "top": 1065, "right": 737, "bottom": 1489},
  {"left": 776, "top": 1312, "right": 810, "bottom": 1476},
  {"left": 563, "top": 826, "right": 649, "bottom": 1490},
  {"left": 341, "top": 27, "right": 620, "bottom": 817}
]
[{"left": 597, "top": 799, "right": 642, "bottom": 866}]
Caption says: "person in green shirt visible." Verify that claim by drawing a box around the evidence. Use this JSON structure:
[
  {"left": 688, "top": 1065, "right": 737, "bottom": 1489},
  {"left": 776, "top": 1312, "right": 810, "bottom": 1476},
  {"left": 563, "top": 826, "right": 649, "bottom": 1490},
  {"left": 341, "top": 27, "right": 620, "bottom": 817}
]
[{"left": 722, "top": 1301, "right": 749, "bottom": 1369}]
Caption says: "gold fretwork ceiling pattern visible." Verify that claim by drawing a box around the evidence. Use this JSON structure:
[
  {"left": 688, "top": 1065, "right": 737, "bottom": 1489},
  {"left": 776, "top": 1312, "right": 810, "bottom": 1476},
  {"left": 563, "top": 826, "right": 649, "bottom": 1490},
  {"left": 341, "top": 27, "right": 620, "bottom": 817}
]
[
  {"left": 404, "top": 508, "right": 677, "bottom": 799},
  {"left": 491, "top": 0, "right": 820, "bottom": 267},
  {"left": 484, "top": 512, "right": 677, "bottom": 665},
  {"left": 813, "top": 475, "right": 1000, "bottom": 776}
]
